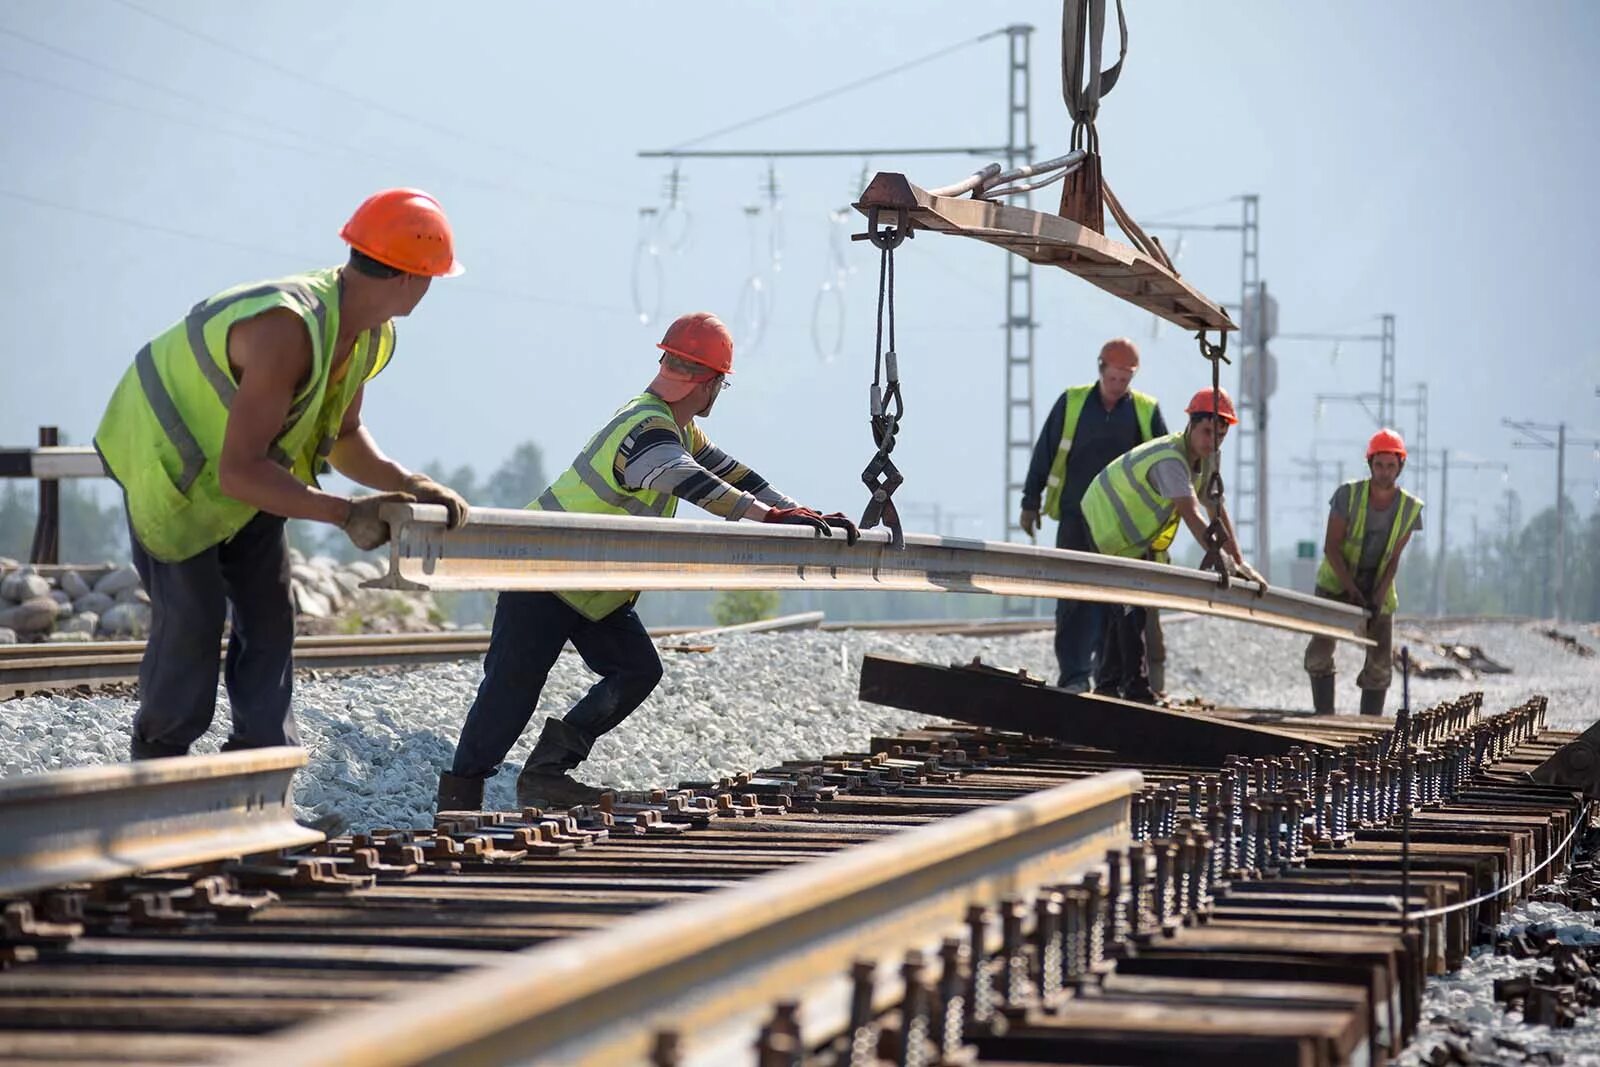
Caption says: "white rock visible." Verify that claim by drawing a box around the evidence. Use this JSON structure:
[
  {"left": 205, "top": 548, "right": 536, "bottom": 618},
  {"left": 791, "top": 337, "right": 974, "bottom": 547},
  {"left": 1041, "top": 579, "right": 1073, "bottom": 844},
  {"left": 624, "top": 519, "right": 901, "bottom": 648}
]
[
  {"left": 93, "top": 565, "right": 141, "bottom": 598},
  {"left": 288, "top": 547, "right": 306, "bottom": 566},
  {"left": 0, "top": 627, "right": 15, "bottom": 645},
  {"left": 0, "top": 597, "right": 60, "bottom": 634},
  {"left": 59, "top": 571, "right": 92, "bottom": 600},
  {"left": 0, "top": 571, "right": 51, "bottom": 602},
  {"left": 332, "top": 571, "right": 363, "bottom": 595},
  {"left": 290, "top": 564, "right": 322, "bottom": 586},
  {"left": 294, "top": 584, "right": 332, "bottom": 619},
  {"left": 308, "top": 555, "right": 340, "bottom": 574},
  {"left": 99, "top": 601, "right": 152, "bottom": 637},
  {"left": 57, "top": 612, "right": 98, "bottom": 635},
  {"left": 72, "top": 592, "right": 115, "bottom": 616},
  {"left": 114, "top": 586, "right": 151, "bottom": 606},
  {"left": 45, "top": 631, "right": 93, "bottom": 643},
  {"left": 345, "top": 560, "right": 382, "bottom": 581}
]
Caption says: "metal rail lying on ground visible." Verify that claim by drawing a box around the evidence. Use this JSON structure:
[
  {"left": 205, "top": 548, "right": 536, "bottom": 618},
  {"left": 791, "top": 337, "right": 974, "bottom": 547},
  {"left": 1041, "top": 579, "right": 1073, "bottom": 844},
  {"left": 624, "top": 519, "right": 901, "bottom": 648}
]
[
  {"left": 369, "top": 504, "right": 1370, "bottom": 643},
  {"left": 231, "top": 769, "right": 1141, "bottom": 1067},
  {"left": 0, "top": 748, "right": 320, "bottom": 897}
]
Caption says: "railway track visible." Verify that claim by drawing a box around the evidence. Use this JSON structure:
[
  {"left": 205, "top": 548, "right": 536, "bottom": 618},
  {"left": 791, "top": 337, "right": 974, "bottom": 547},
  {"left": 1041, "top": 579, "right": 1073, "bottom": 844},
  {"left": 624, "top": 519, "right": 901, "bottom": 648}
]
[
  {"left": 0, "top": 673, "right": 1590, "bottom": 1066},
  {"left": 0, "top": 615, "right": 1051, "bottom": 699}
]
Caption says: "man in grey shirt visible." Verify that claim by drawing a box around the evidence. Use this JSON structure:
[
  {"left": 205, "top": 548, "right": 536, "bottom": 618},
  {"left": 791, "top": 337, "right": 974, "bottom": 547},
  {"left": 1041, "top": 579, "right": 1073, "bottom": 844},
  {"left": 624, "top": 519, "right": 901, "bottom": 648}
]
[{"left": 1304, "top": 429, "right": 1423, "bottom": 716}]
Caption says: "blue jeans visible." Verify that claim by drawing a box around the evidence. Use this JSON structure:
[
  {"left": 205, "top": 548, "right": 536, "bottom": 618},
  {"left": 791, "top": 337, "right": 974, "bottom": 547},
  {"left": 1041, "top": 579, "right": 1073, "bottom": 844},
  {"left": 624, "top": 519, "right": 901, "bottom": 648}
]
[
  {"left": 450, "top": 591, "right": 663, "bottom": 779},
  {"left": 128, "top": 509, "right": 297, "bottom": 759},
  {"left": 1052, "top": 510, "right": 1105, "bottom": 689}
]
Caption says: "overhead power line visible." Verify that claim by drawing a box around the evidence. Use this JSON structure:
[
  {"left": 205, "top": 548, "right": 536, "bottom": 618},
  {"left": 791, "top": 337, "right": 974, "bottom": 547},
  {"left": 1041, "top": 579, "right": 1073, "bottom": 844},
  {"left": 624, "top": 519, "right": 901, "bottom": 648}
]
[{"left": 667, "top": 29, "right": 1002, "bottom": 151}]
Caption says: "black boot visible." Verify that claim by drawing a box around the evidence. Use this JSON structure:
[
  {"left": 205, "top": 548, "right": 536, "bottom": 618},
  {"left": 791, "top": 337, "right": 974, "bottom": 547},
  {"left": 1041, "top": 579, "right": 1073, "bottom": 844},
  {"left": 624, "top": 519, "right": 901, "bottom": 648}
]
[
  {"left": 516, "top": 717, "right": 610, "bottom": 810},
  {"left": 1359, "top": 688, "right": 1387, "bottom": 718},
  {"left": 1310, "top": 674, "right": 1336, "bottom": 716},
  {"left": 436, "top": 771, "right": 485, "bottom": 813}
]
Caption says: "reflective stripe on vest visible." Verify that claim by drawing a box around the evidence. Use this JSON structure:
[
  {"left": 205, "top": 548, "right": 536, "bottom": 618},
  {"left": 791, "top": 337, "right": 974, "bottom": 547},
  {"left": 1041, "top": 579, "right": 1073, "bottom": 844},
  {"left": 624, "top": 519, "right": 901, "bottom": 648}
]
[
  {"left": 1080, "top": 431, "right": 1194, "bottom": 558},
  {"left": 1042, "top": 386, "right": 1158, "bottom": 520},
  {"left": 95, "top": 268, "right": 394, "bottom": 562},
  {"left": 1315, "top": 480, "right": 1421, "bottom": 615},
  {"left": 529, "top": 393, "right": 684, "bottom": 620}
]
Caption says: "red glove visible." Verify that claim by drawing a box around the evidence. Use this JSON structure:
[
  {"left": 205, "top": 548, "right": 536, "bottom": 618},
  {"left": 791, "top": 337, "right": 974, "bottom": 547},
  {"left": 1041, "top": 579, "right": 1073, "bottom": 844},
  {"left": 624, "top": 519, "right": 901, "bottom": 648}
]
[
  {"left": 819, "top": 512, "right": 860, "bottom": 546},
  {"left": 763, "top": 506, "right": 831, "bottom": 535}
]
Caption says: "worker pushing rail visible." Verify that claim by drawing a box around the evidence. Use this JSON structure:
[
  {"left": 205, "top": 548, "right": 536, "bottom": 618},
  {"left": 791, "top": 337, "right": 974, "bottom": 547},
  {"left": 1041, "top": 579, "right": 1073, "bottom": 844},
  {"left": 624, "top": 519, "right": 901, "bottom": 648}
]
[
  {"left": 436, "top": 312, "right": 859, "bottom": 812},
  {"left": 93, "top": 188, "right": 471, "bottom": 760}
]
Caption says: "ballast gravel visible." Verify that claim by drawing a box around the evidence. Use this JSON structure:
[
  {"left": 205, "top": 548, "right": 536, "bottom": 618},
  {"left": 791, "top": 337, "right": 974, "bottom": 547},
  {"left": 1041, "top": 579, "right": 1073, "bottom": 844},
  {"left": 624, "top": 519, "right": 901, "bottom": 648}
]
[{"left": 2, "top": 617, "right": 1597, "bottom": 831}]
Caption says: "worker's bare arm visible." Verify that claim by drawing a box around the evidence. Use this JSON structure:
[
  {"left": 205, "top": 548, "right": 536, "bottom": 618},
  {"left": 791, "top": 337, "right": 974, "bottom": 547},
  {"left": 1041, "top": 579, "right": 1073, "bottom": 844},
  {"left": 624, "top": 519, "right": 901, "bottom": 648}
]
[
  {"left": 326, "top": 387, "right": 414, "bottom": 491},
  {"left": 217, "top": 310, "right": 350, "bottom": 526}
]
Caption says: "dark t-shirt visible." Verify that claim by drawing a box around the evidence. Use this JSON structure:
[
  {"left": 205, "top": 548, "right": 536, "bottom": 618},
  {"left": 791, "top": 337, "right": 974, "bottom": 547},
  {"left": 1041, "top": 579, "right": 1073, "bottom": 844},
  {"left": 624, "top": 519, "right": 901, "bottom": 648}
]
[{"left": 1021, "top": 385, "right": 1168, "bottom": 517}]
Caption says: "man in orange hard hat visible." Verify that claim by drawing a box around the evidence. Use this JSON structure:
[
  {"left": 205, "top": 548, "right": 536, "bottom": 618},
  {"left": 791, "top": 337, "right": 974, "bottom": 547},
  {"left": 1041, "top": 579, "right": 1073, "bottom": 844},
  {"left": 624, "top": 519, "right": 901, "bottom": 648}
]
[
  {"left": 1304, "top": 429, "right": 1422, "bottom": 716},
  {"left": 1020, "top": 338, "right": 1169, "bottom": 693},
  {"left": 95, "top": 188, "right": 471, "bottom": 760},
  {"left": 1079, "top": 386, "right": 1268, "bottom": 701},
  {"left": 437, "top": 312, "right": 859, "bottom": 812}
]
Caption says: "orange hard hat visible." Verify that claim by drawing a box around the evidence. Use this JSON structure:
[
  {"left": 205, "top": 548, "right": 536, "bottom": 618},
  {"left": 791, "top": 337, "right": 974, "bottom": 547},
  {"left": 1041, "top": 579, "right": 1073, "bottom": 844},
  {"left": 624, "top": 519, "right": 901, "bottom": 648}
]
[
  {"left": 1367, "top": 428, "right": 1407, "bottom": 461},
  {"left": 656, "top": 312, "right": 734, "bottom": 374},
  {"left": 1099, "top": 337, "right": 1140, "bottom": 370},
  {"left": 339, "top": 188, "right": 464, "bottom": 278},
  {"left": 1185, "top": 386, "right": 1239, "bottom": 425}
]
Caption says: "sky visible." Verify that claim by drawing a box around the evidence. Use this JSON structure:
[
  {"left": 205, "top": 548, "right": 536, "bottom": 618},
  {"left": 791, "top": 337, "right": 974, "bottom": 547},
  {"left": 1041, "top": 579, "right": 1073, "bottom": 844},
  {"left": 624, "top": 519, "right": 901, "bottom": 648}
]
[{"left": 2, "top": 1, "right": 1597, "bottom": 563}]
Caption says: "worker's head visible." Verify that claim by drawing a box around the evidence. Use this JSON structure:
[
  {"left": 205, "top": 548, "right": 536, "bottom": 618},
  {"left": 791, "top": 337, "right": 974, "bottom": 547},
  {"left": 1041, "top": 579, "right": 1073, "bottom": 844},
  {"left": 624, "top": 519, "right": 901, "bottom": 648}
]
[
  {"left": 650, "top": 312, "right": 735, "bottom": 417},
  {"left": 1097, "top": 338, "right": 1140, "bottom": 402},
  {"left": 1367, "top": 428, "right": 1407, "bottom": 488},
  {"left": 1183, "top": 386, "right": 1239, "bottom": 458},
  {"left": 339, "top": 188, "right": 463, "bottom": 317}
]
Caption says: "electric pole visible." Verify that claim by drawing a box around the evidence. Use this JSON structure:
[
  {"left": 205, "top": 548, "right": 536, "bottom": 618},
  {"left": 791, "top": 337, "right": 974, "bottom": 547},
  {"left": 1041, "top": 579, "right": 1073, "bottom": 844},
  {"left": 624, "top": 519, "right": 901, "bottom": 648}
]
[
  {"left": 1503, "top": 420, "right": 1600, "bottom": 620},
  {"left": 1430, "top": 449, "right": 1507, "bottom": 616}
]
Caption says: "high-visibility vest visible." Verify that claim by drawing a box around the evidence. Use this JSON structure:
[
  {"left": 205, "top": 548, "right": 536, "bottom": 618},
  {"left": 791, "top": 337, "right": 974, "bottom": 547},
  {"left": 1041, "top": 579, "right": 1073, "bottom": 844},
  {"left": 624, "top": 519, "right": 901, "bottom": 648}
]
[
  {"left": 1042, "top": 386, "right": 1158, "bottom": 519},
  {"left": 529, "top": 392, "right": 684, "bottom": 620},
  {"left": 1081, "top": 431, "right": 1204, "bottom": 559},
  {"left": 1315, "top": 479, "right": 1422, "bottom": 615},
  {"left": 94, "top": 269, "right": 395, "bottom": 562}
]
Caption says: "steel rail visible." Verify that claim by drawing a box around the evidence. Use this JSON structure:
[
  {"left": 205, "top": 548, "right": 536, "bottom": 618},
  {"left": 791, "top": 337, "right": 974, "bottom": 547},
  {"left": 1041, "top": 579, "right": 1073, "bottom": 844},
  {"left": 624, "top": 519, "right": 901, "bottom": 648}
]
[
  {"left": 370, "top": 505, "right": 1371, "bottom": 644},
  {"left": 232, "top": 768, "right": 1141, "bottom": 1067},
  {"left": 0, "top": 748, "right": 320, "bottom": 897}
]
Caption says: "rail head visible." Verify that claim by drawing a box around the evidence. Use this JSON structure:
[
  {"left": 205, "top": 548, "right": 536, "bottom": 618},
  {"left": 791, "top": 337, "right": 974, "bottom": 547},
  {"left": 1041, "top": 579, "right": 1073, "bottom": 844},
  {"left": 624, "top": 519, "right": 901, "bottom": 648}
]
[
  {"left": 0, "top": 748, "right": 320, "bottom": 897},
  {"left": 231, "top": 768, "right": 1142, "bottom": 1067},
  {"left": 371, "top": 505, "right": 1370, "bottom": 645}
]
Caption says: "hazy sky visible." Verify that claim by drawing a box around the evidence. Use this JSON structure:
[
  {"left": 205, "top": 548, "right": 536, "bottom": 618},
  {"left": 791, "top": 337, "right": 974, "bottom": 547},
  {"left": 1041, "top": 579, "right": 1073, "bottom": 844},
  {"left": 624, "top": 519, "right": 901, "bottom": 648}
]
[{"left": 2, "top": 1, "right": 1596, "bottom": 558}]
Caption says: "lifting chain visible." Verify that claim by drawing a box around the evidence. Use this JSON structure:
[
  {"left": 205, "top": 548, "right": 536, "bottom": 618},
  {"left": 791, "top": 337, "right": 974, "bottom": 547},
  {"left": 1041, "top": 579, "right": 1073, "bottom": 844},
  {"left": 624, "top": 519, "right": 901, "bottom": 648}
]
[
  {"left": 853, "top": 206, "right": 913, "bottom": 548},
  {"left": 1195, "top": 329, "right": 1232, "bottom": 586}
]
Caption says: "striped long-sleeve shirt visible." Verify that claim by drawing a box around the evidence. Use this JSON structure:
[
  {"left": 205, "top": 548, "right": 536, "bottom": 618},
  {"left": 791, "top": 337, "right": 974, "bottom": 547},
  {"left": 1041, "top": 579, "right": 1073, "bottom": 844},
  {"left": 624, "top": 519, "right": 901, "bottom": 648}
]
[{"left": 614, "top": 413, "right": 799, "bottom": 519}]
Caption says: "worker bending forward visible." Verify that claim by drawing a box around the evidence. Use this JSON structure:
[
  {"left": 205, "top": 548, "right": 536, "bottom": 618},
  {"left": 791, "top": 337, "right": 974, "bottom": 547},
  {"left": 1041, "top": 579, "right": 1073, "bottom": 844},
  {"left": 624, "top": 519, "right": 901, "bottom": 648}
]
[
  {"left": 1304, "top": 429, "right": 1422, "bottom": 717},
  {"left": 1079, "top": 388, "right": 1268, "bottom": 700},
  {"left": 1020, "top": 338, "right": 1167, "bottom": 692},
  {"left": 95, "top": 189, "right": 470, "bottom": 759},
  {"left": 438, "top": 312, "right": 858, "bottom": 812}
]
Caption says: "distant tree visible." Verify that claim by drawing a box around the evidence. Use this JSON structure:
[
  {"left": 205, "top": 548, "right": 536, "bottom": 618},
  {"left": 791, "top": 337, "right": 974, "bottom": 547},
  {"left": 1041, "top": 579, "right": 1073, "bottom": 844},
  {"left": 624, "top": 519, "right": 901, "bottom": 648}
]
[
  {"left": 486, "top": 442, "right": 548, "bottom": 507},
  {"left": 711, "top": 589, "right": 780, "bottom": 626}
]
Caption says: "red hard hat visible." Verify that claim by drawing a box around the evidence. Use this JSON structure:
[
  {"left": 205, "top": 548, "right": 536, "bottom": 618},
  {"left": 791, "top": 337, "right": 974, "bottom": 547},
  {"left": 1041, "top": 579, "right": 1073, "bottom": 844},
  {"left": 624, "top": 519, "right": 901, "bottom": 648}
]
[
  {"left": 340, "top": 188, "right": 464, "bottom": 278},
  {"left": 656, "top": 312, "right": 734, "bottom": 374},
  {"left": 1099, "top": 337, "right": 1140, "bottom": 371},
  {"left": 1185, "top": 386, "right": 1239, "bottom": 425},
  {"left": 1367, "top": 428, "right": 1407, "bottom": 461}
]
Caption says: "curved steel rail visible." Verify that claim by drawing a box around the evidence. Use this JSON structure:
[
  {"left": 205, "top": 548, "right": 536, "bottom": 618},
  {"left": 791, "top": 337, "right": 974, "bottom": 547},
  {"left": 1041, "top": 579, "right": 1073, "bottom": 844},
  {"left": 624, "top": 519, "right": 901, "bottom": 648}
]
[
  {"left": 233, "top": 768, "right": 1141, "bottom": 1067},
  {"left": 370, "top": 504, "right": 1370, "bottom": 644},
  {"left": 0, "top": 748, "right": 320, "bottom": 897}
]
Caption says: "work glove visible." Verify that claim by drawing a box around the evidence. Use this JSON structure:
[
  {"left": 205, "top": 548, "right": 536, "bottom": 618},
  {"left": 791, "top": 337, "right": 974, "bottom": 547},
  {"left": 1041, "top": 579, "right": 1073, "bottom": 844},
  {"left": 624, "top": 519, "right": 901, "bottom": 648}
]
[
  {"left": 1232, "top": 558, "right": 1269, "bottom": 597},
  {"left": 762, "top": 506, "right": 834, "bottom": 536},
  {"left": 818, "top": 511, "right": 861, "bottom": 546},
  {"left": 1019, "top": 508, "right": 1040, "bottom": 538},
  {"left": 342, "top": 492, "right": 417, "bottom": 551},
  {"left": 402, "top": 474, "right": 471, "bottom": 530}
]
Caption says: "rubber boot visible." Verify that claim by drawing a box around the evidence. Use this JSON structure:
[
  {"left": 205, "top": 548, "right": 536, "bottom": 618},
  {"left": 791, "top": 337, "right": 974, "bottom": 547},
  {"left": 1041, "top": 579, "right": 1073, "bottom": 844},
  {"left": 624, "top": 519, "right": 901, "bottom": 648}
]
[
  {"left": 516, "top": 717, "right": 609, "bottom": 810},
  {"left": 435, "top": 771, "right": 485, "bottom": 813},
  {"left": 1310, "top": 674, "right": 1336, "bottom": 716},
  {"left": 1359, "top": 688, "right": 1387, "bottom": 718}
]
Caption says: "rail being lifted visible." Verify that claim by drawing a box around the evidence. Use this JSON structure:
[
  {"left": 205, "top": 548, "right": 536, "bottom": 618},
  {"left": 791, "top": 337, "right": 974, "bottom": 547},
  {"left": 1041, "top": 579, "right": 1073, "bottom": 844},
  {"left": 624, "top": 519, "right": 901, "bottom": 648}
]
[
  {"left": 854, "top": 171, "right": 1234, "bottom": 331},
  {"left": 368, "top": 504, "right": 1369, "bottom": 643}
]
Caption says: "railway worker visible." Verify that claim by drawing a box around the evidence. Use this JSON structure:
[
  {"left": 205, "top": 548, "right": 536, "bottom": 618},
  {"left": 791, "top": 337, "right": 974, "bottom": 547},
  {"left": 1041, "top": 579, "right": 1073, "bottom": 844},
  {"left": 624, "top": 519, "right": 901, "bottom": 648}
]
[
  {"left": 1304, "top": 429, "right": 1422, "bottom": 717},
  {"left": 1079, "top": 386, "right": 1268, "bottom": 702},
  {"left": 1019, "top": 338, "right": 1168, "bottom": 693},
  {"left": 94, "top": 188, "right": 470, "bottom": 760},
  {"left": 436, "top": 312, "right": 859, "bottom": 812}
]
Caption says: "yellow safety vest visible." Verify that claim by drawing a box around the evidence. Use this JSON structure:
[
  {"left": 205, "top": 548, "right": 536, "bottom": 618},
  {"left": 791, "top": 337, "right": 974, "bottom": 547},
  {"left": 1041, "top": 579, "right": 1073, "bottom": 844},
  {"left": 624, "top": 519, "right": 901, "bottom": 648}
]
[
  {"left": 530, "top": 392, "right": 684, "bottom": 620},
  {"left": 1315, "top": 480, "right": 1422, "bottom": 615},
  {"left": 1081, "top": 431, "right": 1206, "bottom": 559},
  {"left": 94, "top": 269, "right": 394, "bottom": 562},
  {"left": 1042, "top": 386, "right": 1158, "bottom": 519}
]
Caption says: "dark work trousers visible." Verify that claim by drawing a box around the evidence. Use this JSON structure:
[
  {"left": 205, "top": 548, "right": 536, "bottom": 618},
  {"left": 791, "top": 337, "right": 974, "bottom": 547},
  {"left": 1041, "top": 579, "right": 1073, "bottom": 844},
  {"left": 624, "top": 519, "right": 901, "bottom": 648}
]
[
  {"left": 450, "top": 591, "right": 664, "bottom": 780},
  {"left": 128, "top": 509, "right": 297, "bottom": 759},
  {"left": 1052, "top": 511, "right": 1106, "bottom": 690},
  {"left": 1095, "top": 603, "right": 1154, "bottom": 702}
]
